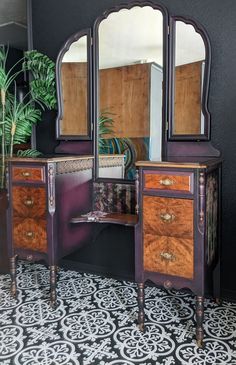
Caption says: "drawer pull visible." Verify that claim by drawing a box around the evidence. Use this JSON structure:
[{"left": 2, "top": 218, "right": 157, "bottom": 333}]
[
  {"left": 160, "top": 213, "right": 175, "bottom": 223},
  {"left": 25, "top": 231, "right": 34, "bottom": 239},
  {"left": 159, "top": 178, "right": 174, "bottom": 186},
  {"left": 24, "top": 199, "right": 34, "bottom": 207},
  {"left": 21, "top": 171, "right": 31, "bottom": 178},
  {"left": 160, "top": 252, "right": 176, "bottom": 261}
]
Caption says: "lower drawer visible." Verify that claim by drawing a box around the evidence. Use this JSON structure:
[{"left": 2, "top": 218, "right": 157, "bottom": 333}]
[
  {"left": 144, "top": 234, "right": 194, "bottom": 279},
  {"left": 13, "top": 218, "right": 47, "bottom": 253}
]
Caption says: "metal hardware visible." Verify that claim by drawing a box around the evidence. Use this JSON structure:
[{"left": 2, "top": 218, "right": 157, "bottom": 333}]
[
  {"left": 160, "top": 213, "right": 175, "bottom": 223},
  {"left": 27, "top": 254, "right": 33, "bottom": 261},
  {"left": 166, "top": 121, "right": 169, "bottom": 131},
  {"left": 21, "top": 171, "right": 31, "bottom": 177},
  {"left": 159, "top": 178, "right": 174, "bottom": 186},
  {"left": 164, "top": 280, "right": 172, "bottom": 289},
  {"left": 160, "top": 251, "right": 176, "bottom": 261},
  {"left": 24, "top": 199, "right": 34, "bottom": 207},
  {"left": 25, "top": 231, "right": 34, "bottom": 238}
]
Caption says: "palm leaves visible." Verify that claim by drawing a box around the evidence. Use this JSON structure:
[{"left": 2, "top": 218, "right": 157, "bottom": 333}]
[
  {"left": 23, "top": 50, "right": 57, "bottom": 110},
  {"left": 0, "top": 46, "right": 56, "bottom": 188}
]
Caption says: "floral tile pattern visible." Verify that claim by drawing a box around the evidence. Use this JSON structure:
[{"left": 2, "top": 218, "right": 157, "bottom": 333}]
[{"left": 0, "top": 262, "right": 236, "bottom": 365}]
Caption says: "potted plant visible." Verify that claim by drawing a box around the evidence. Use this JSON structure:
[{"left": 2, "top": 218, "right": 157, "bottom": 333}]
[{"left": 0, "top": 45, "right": 57, "bottom": 272}]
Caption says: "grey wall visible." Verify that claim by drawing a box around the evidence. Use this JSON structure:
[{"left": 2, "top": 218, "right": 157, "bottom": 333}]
[{"left": 31, "top": 0, "right": 236, "bottom": 299}]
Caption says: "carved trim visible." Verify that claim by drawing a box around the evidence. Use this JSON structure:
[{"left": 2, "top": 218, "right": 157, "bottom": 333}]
[
  {"left": 135, "top": 169, "right": 139, "bottom": 215},
  {"left": 99, "top": 156, "right": 125, "bottom": 168},
  {"left": 48, "top": 163, "right": 56, "bottom": 215},
  {"left": 56, "top": 158, "right": 93, "bottom": 174},
  {"left": 198, "top": 171, "right": 205, "bottom": 234}
]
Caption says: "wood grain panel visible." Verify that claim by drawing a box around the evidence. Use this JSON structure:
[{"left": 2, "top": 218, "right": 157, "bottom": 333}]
[
  {"left": 174, "top": 61, "right": 202, "bottom": 135},
  {"left": 12, "top": 186, "right": 46, "bottom": 218},
  {"left": 144, "top": 235, "right": 193, "bottom": 279},
  {"left": 61, "top": 62, "right": 88, "bottom": 136},
  {"left": 100, "top": 63, "right": 150, "bottom": 138},
  {"left": 144, "top": 172, "right": 192, "bottom": 192},
  {"left": 13, "top": 218, "right": 47, "bottom": 252},
  {"left": 143, "top": 196, "right": 193, "bottom": 238},
  {"left": 12, "top": 166, "right": 45, "bottom": 183}
]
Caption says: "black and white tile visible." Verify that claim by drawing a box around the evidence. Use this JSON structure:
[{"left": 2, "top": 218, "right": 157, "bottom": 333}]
[{"left": 0, "top": 262, "right": 236, "bottom": 364}]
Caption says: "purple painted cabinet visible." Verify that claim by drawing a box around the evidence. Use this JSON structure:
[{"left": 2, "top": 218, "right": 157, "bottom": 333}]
[
  {"left": 135, "top": 157, "right": 222, "bottom": 346},
  {"left": 7, "top": 156, "right": 93, "bottom": 307}
]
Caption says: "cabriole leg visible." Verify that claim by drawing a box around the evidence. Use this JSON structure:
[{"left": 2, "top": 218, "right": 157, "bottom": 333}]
[
  {"left": 50, "top": 265, "right": 57, "bottom": 309},
  {"left": 137, "top": 282, "right": 145, "bottom": 331},
  {"left": 196, "top": 295, "right": 204, "bottom": 347}
]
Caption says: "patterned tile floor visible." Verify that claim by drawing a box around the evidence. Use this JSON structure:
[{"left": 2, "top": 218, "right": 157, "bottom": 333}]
[{"left": 0, "top": 262, "right": 236, "bottom": 364}]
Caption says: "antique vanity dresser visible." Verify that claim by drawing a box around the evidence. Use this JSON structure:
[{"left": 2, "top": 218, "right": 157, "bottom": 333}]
[{"left": 7, "top": 0, "right": 221, "bottom": 348}]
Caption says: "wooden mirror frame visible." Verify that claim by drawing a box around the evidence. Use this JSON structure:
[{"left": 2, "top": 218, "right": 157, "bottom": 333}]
[
  {"left": 93, "top": 0, "right": 169, "bottom": 183},
  {"left": 168, "top": 16, "right": 211, "bottom": 142},
  {"left": 55, "top": 29, "right": 92, "bottom": 140}
]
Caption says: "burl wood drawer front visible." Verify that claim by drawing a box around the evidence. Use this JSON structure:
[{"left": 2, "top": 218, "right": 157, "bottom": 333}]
[
  {"left": 144, "top": 235, "right": 194, "bottom": 279},
  {"left": 144, "top": 171, "right": 193, "bottom": 193},
  {"left": 12, "top": 186, "right": 46, "bottom": 218},
  {"left": 12, "top": 166, "right": 45, "bottom": 183},
  {"left": 13, "top": 218, "right": 47, "bottom": 253},
  {"left": 143, "top": 196, "right": 193, "bottom": 238}
]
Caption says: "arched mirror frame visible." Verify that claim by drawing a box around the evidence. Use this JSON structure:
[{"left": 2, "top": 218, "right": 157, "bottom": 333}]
[
  {"left": 55, "top": 29, "right": 92, "bottom": 140},
  {"left": 93, "top": 1, "right": 169, "bottom": 183},
  {"left": 168, "top": 16, "right": 211, "bottom": 142}
]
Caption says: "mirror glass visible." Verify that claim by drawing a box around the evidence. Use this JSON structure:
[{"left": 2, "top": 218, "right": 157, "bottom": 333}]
[
  {"left": 59, "top": 35, "right": 89, "bottom": 137},
  {"left": 97, "top": 6, "right": 163, "bottom": 180},
  {"left": 173, "top": 21, "right": 206, "bottom": 136}
]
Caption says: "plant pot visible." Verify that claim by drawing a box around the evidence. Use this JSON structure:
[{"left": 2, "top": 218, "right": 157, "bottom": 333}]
[{"left": 0, "top": 189, "right": 9, "bottom": 273}]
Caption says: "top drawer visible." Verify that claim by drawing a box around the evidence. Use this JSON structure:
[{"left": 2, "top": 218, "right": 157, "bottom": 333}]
[
  {"left": 143, "top": 170, "right": 193, "bottom": 194},
  {"left": 12, "top": 166, "right": 45, "bottom": 184}
]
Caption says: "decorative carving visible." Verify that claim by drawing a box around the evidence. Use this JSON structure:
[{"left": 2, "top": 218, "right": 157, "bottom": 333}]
[
  {"left": 10, "top": 255, "right": 17, "bottom": 297},
  {"left": 50, "top": 265, "right": 57, "bottom": 309},
  {"left": 163, "top": 280, "right": 173, "bottom": 290},
  {"left": 137, "top": 282, "right": 145, "bottom": 331},
  {"left": 99, "top": 156, "right": 125, "bottom": 168},
  {"left": 56, "top": 158, "right": 93, "bottom": 174},
  {"left": 206, "top": 172, "right": 218, "bottom": 265},
  {"left": 135, "top": 170, "right": 139, "bottom": 215},
  {"left": 198, "top": 171, "right": 205, "bottom": 234},
  {"left": 48, "top": 163, "right": 56, "bottom": 215},
  {"left": 196, "top": 296, "right": 204, "bottom": 347}
]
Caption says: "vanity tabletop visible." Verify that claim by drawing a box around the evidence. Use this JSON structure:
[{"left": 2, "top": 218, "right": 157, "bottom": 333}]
[{"left": 136, "top": 156, "right": 222, "bottom": 169}]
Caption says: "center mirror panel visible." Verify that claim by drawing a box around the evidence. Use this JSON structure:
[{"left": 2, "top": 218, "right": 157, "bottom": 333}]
[{"left": 96, "top": 5, "right": 165, "bottom": 180}]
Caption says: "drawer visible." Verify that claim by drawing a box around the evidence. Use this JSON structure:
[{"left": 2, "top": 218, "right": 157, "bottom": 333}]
[
  {"left": 13, "top": 218, "right": 47, "bottom": 253},
  {"left": 143, "top": 196, "right": 193, "bottom": 238},
  {"left": 12, "top": 166, "right": 45, "bottom": 183},
  {"left": 12, "top": 186, "right": 46, "bottom": 218},
  {"left": 144, "top": 235, "right": 194, "bottom": 279},
  {"left": 144, "top": 170, "right": 193, "bottom": 194}
]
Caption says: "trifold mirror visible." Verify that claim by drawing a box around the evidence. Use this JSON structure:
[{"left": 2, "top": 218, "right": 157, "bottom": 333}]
[
  {"left": 56, "top": 29, "right": 92, "bottom": 140},
  {"left": 55, "top": 1, "right": 211, "bottom": 180}
]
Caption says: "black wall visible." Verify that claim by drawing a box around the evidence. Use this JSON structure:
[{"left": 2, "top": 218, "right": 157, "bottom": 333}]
[{"left": 31, "top": 0, "right": 236, "bottom": 299}]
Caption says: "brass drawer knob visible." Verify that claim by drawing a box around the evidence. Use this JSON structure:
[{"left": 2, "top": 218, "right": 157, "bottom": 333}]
[
  {"left": 160, "top": 251, "right": 176, "bottom": 261},
  {"left": 160, "top": 213, "right": 175, "bottom": 223},
  {"left": 21, "top": 171, "right": 31, "bottom": 177},
  {"left": 159, "top": 178, "right": 174, "bottom": 186},
  {"left": 25, "top": 231, "right": 34, "bottom": 239},
  {"left": 24, "top": 199, "right": 34, "bottom": 207}
]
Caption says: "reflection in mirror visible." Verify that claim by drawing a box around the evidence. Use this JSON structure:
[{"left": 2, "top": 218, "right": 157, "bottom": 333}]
[
  {"left": 57, "top": 34, "right": 90, "bottom": 138},
  {"left": 173, "top": 21, "right": 206, "bottom": 136},
  {"left": 97, "top": 6, "right": 163, "bottom": 180}
]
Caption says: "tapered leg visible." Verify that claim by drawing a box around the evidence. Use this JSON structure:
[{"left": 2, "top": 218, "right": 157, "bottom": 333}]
[
  {"left": 137, "top": 282, "right": 145, "bottom": 331},
  {"left": 10, "top": 255, "right": 17, "bottom": 297},
  {"left": 196, "top": 296, "right": 204, "bottom": 347},
  {"left": 50, "top": 265, "right": 57, "bottom": 309}
]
